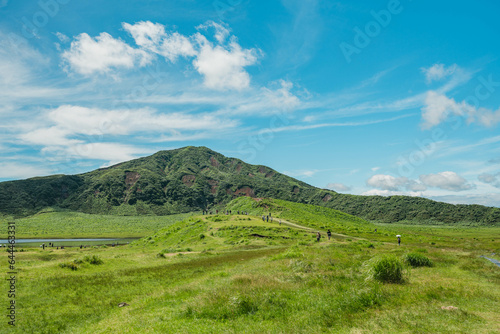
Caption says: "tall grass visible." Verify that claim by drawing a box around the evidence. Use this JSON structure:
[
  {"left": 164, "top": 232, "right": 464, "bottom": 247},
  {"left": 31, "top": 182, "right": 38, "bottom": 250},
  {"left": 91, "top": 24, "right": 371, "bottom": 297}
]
[
  {"left": 404, "top": 252, "right": 433, "bottom": 267},
  {"left": 368, "top": 255, "right": 406, "bottom": 283}
]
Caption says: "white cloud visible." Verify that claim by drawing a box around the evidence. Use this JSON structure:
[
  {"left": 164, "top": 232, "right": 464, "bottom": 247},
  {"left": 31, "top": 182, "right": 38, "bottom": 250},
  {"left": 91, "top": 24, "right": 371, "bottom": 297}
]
[
  {"left": 20, "top": 126, "right": 82, "bottom": 146},
  {"left": 406, "top": 180, "right": 428, "bottom": 191},
  {"left": 366, "top": 174, "right": 428, "bottom": 192},
  {"left": 422, "top": 63, "right": 457, "bottom": 83},
  {"left": 197, "top": 21, "right": 230, "bottom": 44},
  {"left": 326, "top": 183, "right": 351, "bottom": 192},
  {"left": 63, "top": 21, "right": 260, "bottom": 90},
  {"left": 64, "top": 142, "right": 149, "bottom": 165},
  {"left": 193, "top": 33, "right": 259, "bottom": 90},
  {"left": 478, "top": 172, "right": 500, "bottom": 188},
  {"left": 45, "top": 105, "right": 236, "bottom": 135},
  {"left": 366, "top": 174, "right": 409, "bottom": 191},
  {"left": 421, "top": 91, "right": 500, "bottom": 129},
  {"left": 420, "top": 91, "right": 470, "bottom": 129},
  {"left": 123, "top": 21, "right": 196, "bottom": 61},
  {"left": 223, "top": 80, "right": 301, "bottom": 116},
  {"left": 419, "top": 171, "right": 474, "bottom": 191},
  {"left": 371, "top": 167, "right": 380, "bottom": 172},
  {"left": 283, "top": 169, "right": 318, "bottom": 178},
  {"left": 428, "top": 193, "right": 500, "bottom": 207},
  {"left": 16, "top": 104, "right": 239, "bottom": 166},
  {"left": 474, "top": 107, "right": 500, "bottom": 127},
  {"left": 0, "top": 162, "right": 51, "bottom": 179},
  {"left": 62, "top": 32, "right": 152, "bottom": 75},
  {"left": 261, "top": 80, "right": 300, "bottom": 111},
  {"left": 55, "top": 32, "right": 69, "bottom": 43},
  {"left": 361, "top": 189, "right": 424, "bottom": 197}
]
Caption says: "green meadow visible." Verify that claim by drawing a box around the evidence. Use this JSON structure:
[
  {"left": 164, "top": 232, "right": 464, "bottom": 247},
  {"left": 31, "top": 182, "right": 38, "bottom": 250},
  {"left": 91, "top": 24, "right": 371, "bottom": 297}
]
[
  {"left": 0, "top": 210, "right": 193, "bottom": 239},
  {"left": 2, "top": 197, "right": 499, "bottom": 333}
]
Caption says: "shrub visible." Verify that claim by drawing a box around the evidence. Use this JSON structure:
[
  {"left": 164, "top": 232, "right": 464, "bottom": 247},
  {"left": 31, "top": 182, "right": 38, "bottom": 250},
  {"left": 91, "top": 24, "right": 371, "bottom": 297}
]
[
  {"left": 404, "top": 253, "right": 433, "bottom": 267},
  {"left": 199, "top": 233, "right": 206, "bottom": 239},
  {"left": 370, "top": 256, "right": 406, "bottom": 283},
  {"left": 59, "top": 262, "right": 78, "bottom": 270},
  {"left": 83, "top": 255, "right": 103, "bottom": 265}
]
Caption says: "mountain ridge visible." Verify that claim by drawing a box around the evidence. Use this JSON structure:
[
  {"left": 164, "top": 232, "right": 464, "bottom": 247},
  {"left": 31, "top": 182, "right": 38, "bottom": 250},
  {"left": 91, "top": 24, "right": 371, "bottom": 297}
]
[{"left": 1, "top": 146, "right": 499, "bottom": 225}]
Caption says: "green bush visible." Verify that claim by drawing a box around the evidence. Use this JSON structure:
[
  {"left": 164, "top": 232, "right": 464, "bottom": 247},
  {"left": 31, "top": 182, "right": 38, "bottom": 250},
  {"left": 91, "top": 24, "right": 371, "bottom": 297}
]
[
  {"left": 59, "top": 262, "right": 78, "bottom": 270},
  {"left": 83, "top": 255, "right": 103, "bottom": 265},
  {"left": 370, "top": 256, "right": 406, "bottom": 283},
  {"left": 404, "top": 253, "right": 433, "bottom": 267}
]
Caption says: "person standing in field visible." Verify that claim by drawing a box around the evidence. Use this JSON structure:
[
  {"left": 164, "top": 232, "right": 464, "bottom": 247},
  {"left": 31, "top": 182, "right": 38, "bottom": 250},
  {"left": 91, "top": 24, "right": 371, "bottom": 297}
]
[
  {"left": 327, "top": 230, "right": 332, "bottom": 240},
  {"left": 316, "top": 232, "right": 321, "bottom": 242},
  {"left": 397, "top": 235, "right": 401, "bottom": 246}
]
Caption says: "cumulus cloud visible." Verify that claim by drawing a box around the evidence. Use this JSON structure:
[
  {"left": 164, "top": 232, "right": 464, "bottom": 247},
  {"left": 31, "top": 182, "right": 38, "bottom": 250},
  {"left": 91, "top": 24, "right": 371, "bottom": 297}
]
[
  {"left": 63, "top": 21, "right": 260, "bottom": 90},
  {"left": 366, "top": 174, "right": 428, "bottom": 192},
  {"left": 421, "top": 91, "right": 469, "bottom": 129},
  {"left": 62, "top": 32, "right": 152, "bottom": 75},
  {"left": 123, "top": 21, "right": 196, "bottom": 61},
  {"left": 326, "top": 183, "right": 351, "bottom": 192},
  {"left": 420, "top": 90, "right": 500, "bottom": 129},
  {"left": 478, "top": 172, "right": 500, "bottom": 188},
  {"left": 419, "top": 171, "right": 474, "bottom": 191},
  {"left": 421, "top": 63, "right": 457, "bottom": 83},
  {"left": 366, "top": 174, "right": 409, "bottom": 191},
  {"left": 192, "top": 33, "right": 259, "bottom": 90}
]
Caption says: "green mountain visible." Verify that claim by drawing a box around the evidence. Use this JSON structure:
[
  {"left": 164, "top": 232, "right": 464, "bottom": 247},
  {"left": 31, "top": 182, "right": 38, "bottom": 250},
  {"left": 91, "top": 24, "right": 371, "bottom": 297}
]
[{"left": 1, "top": 146, "right": 499, "bottom": 225}]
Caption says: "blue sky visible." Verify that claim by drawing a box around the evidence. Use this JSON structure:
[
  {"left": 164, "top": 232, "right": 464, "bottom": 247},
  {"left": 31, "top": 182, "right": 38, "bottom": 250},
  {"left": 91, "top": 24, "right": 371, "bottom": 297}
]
[{"left": 1, "top": 0, "right": 500, "bottom": 206}]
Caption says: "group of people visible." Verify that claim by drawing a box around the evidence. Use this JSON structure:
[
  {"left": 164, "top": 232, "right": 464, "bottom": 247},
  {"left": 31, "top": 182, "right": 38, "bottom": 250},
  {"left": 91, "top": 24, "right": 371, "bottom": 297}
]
[
  {"left": 316, "top": 230, "right": 333, "bottom": 242},
  {"left": 40, "top": 243, "right": 65, "bottom": 250},
  {"left": 202, "top": 209, "right": 249, "bottom": 215}
]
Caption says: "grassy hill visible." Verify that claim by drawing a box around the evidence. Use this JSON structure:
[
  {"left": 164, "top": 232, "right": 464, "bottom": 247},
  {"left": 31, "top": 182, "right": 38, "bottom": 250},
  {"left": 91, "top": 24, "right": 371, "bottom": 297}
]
[
  {"left": 6, "top": 199, "right": 499, "bottom": 333},
  {"left": 1, "top": 146, "right": 499, "bottom": 225}
]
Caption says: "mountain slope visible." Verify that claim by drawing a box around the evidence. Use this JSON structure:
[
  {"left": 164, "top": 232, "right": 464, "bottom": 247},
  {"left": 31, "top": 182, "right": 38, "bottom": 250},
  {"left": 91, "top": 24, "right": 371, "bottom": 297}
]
[{"left": 0, "top": 146, "right": 499, "bottom": 225}]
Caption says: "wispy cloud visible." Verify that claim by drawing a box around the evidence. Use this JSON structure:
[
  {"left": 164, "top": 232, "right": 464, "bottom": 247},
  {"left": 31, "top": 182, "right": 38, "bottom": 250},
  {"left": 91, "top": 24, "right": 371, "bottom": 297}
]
[
  {"left": 0, "top": 162, "right": 52, "bottom": 179},
  {"left": 421, "top": 63, "right": 457, "bottom": 83}
]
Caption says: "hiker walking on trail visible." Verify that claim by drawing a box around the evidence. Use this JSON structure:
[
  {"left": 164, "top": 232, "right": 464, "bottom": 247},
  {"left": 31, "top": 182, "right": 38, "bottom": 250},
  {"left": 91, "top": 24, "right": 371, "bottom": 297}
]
[
  {"left": 316, "top": 232, "right": 321, "bottom": 242},
  {"left": 397, "top": 235, "right": 401, "bottom": 246},
  {"left": 327, "top": 230, "right": 332, "bottom": 240}
]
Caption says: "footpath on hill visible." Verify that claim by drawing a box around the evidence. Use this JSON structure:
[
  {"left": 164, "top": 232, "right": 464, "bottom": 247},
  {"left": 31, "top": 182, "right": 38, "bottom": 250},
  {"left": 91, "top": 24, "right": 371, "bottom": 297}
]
[{"left": 277, "top": 218, "right": 362, "bottom": 240}]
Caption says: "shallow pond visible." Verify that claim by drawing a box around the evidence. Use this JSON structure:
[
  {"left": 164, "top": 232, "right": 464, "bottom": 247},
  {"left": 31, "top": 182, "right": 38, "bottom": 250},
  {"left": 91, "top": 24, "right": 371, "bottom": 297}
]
[{"left": 0, "top": 238, "right": 138, "bottom": 247}]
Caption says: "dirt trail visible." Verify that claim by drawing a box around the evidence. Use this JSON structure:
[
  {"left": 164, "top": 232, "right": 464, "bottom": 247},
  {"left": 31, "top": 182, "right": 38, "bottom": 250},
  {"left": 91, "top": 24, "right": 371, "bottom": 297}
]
[{"left": 277, "top": 219, "right": 362, "bottom": 240}]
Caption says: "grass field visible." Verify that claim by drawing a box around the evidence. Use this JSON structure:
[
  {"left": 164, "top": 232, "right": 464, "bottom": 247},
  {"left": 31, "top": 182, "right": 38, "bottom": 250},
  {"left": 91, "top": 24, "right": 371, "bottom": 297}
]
[
  {"left": 2, "top": 199, "right": 499, "bottom": 333},
  {"left": 0, "top": 210, "right": 193, "bottom": 239}
]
